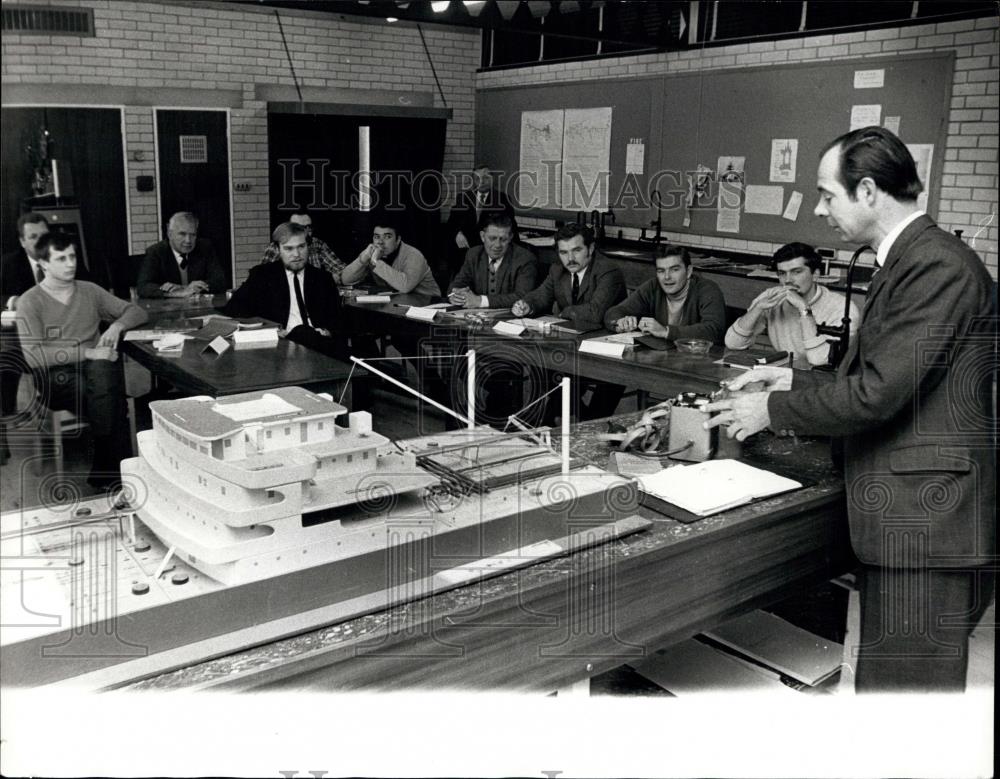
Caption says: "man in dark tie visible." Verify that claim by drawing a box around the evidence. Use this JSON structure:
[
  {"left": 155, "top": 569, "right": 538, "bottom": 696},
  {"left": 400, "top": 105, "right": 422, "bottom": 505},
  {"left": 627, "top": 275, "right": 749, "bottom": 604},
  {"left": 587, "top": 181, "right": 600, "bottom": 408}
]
[
  {"left": 221, "top": 222, "right": 348, "bottom": 362},
  {"left": 445, "top": 164, "right": 518, "bottom": 278},
  {"left": 1, "top": 213, "right": 51, "bottom": 462},
  {"left": 136, "top": 211, "right": 227, "bottom": 298},
  {"left": 447, "top": 213, "right": 536, "bottom": 310},
  {"left": 512, "top": 223, "right": 628, "bottom": 421}
]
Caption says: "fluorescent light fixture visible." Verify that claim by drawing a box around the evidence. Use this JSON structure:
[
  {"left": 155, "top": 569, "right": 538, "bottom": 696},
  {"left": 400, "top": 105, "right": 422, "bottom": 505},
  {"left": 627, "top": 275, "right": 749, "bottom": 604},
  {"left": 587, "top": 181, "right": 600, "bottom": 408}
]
[
  {"left": 431, "top": 1, "right": 450, "bottom": 11},
  {"left": 464, "top": 0, "right": 486, "bottom": 15}
]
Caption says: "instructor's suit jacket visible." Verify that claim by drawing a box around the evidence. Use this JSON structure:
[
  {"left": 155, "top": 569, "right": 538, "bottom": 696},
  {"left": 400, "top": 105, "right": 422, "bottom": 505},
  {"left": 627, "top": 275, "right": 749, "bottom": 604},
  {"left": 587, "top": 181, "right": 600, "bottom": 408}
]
[
  {"left": 445, "top": 188, "right": 519, "bottom": 248},
  {"left": 769, "top": 215, "right": 995, "bottom": 567},
  {"left": 522, "top": 253, "right": 626, "bottom": 330},
  {"left": 448, "top": 244, "right": 537, "bottom": 310},
  {"left": 137, "top": 238, "right": 227, "bottom": 298},
  {"left": 221, "top": 261, "right": 343, "bottom": 334}
]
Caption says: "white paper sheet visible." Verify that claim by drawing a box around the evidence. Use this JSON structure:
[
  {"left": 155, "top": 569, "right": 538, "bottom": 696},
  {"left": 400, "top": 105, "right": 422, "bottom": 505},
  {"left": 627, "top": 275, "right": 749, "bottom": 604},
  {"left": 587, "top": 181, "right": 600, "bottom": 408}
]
[
  {"left": 769, "top": 139, "right": 798, "bottom": 183},
  {"left": 744, "top": 185, "right": 784, "bottom": 216},
  {"left": 850, "top": 104, "right": 882, "bottom": 130},
  {"left": 853, "top": 68, "right": 885, "bottom": 89},
  {"left": 625, "top": 138, "right": 645, "bottom": 174},
  {"left": 883, "top": 115, "right": 901, "bottom": 135},
  {"left": 782, "top": 191, "right": 804, "bottom": 221},
  {"left": 906, "top": 143, "right": 935, "bottom": 212},
  {"left": 562, "top": 107, "right": 613, "bottom": 211},
  {"left": 519, "top": 109, "right": 564, "bottom": 209}
]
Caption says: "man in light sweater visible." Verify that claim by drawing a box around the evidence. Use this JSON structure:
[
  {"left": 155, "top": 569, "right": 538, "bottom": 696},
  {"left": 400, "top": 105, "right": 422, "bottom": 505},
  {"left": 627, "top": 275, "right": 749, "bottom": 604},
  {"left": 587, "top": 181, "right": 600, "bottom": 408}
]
[
  {"left": 724, "top": 242, "right": 859, "bottom": 368},
  {"left": 16, "top": 233, "right": 148, "bottom": 490},
  {"left": 604, "top": 245, "right": 726, "bottom": 344},
  {"left": 341, "top": 220, "right": 440, "bottom": 296}
]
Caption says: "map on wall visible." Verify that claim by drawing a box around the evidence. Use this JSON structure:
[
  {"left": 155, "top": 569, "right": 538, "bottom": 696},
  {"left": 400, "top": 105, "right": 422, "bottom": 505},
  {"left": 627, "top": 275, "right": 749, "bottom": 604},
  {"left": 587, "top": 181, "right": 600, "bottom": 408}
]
[
  {"left": 561, "top": 107, "right": 613, "bottom": 211},
  {"left": 518, "top": 106, "right": 612, "bottom": 211},
  {"left": 519, "top": 109, "right": 564, "bottom": 210}
]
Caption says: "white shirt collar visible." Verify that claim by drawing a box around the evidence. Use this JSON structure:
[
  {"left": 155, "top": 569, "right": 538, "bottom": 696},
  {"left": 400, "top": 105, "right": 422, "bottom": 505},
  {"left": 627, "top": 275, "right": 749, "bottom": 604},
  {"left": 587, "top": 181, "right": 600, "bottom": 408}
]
[
  {"left": 876, "top": 211, "right": 924, "bottom": 267},
  {"left": 172, "top": 248, "right": 186, "bottom": 265},
  {"left": 572, "top": 266, "right": 589, "bottom": 284}
]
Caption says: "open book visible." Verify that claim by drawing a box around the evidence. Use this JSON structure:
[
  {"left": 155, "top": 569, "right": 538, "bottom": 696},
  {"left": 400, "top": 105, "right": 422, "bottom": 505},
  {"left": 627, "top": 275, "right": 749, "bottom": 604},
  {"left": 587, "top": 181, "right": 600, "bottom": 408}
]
[{"left": 637, "top": 459, "right": 802, "bottom": 518}]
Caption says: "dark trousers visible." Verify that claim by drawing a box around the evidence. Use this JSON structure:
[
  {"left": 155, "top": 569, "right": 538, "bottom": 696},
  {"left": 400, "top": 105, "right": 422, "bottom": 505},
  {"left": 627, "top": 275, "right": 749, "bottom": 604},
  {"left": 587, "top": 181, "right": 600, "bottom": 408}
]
[
  {"left": 855, "top": 564, "right": 995, "bottom": 693},
  {"left": 539, "top": 370, "right": 625, "bottom": 426},
  {"left": 35, "top": 358, "right": 130, "bottom": 482},
  {"left": 287, "top": 325, "right": 371, "bottom": 412}
]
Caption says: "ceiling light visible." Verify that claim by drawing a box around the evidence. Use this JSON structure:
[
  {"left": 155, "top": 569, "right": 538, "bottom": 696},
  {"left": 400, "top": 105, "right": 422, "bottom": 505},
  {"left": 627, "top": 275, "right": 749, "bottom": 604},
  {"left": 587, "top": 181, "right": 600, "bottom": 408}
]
[
  {"left": 464, "top": 0, "right": 486, "bottom": 16},
  {"left": 431, "top": 1, "right": 450, "bottom": 11},
  {"left": 386, "top": 16, "right": 399, "bottom": 22}
]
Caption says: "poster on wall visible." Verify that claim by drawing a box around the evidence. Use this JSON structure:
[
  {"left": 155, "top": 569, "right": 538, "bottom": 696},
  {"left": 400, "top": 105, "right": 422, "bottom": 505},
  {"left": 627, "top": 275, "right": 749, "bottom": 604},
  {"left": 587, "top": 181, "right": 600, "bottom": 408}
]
[
  {"left": 716, "top": 156, "right": 745, "bottom": 233},
  {"left": 906, "top": 143, "right": 934, "bottom": 212},
  {"left": 769, "top": 139, "right": 798, "bottom": 183},
  {"left": 518, "top": 109, "right": 565, "bottom": 210},
  {"left": 562, "top": 107, "right": 613, "bottom": 211}
]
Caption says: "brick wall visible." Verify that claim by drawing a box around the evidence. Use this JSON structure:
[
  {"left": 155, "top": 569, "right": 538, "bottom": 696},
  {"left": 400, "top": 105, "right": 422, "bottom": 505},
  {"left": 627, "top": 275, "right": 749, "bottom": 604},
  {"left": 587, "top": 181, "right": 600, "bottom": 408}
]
[
  {"left": 479, "top": 17, "right": 1000, "bottom": 278},
  {"left": 1, "top": 0, "right": 480, "bottom": 282}
]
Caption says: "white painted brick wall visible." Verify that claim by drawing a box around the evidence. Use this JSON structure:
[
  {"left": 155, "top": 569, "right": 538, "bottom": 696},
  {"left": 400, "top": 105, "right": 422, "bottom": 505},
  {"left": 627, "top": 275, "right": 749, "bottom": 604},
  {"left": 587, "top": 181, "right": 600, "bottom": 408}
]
[
  {"left": 477, "top": 16, "right": 1000, "bottom": 278},
  {"left": 1, "top": 0, "right": 479, "bottom": 282}
]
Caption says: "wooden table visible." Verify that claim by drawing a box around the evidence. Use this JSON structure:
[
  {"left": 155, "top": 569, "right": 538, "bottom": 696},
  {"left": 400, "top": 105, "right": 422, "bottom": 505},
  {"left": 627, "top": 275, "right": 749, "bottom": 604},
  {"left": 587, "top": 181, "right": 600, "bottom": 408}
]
[
  {"left": 124, "top": 296, "right": 365, "bottom": 399},
  {"left": 124, "top": 414, "right": 851, "bottom": 693}
]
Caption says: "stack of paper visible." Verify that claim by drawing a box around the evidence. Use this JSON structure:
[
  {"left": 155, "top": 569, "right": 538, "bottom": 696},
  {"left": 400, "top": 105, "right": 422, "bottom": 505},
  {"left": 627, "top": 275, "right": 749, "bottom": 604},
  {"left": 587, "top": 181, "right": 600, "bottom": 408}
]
[
  {"left": 638, "top": 459, "right": 801, "bottom": 517},
  {"left": 579, "top": 331, "right": 640, "bottom": 357}
]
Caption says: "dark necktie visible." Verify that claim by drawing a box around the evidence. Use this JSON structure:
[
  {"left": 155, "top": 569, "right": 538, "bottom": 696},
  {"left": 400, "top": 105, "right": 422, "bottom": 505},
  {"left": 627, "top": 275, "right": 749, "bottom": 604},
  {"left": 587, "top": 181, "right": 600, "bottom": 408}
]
[
  {"left": 293, "top": 271, "right": 310, "bottom": 326},
  {"left": 179, "top": 254, "right": 189, "bottom": 270},
  {"left": 571, "top": 273, "right": 580, "bottom": 305},
  {"left": 35, "top": 264, "right": 45, "bottom": 284}
]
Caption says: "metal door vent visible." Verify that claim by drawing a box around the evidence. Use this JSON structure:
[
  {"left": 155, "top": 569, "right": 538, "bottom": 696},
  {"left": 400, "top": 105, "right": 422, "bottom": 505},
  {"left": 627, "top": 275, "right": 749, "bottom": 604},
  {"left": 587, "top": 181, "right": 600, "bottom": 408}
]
[
  {"left": 179, "top": 135, "right": 208, "bottom": 164},
  {"left": 2, "top": 5, "right": 94, "bottom": 36}
]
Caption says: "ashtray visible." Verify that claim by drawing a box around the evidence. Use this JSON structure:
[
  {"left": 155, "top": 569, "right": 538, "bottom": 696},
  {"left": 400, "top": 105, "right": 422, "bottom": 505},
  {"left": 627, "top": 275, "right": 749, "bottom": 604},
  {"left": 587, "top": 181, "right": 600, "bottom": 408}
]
[{"left": 675, "top": 338, "right": 712, "bottom": 355}]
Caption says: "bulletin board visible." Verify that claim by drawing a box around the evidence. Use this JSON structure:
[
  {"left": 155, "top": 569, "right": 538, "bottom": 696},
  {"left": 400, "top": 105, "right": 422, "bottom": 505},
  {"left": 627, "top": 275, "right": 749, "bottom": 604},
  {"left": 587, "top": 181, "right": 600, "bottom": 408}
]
[{"left": 476, "top": 52, "right": 954, "bottom": 248}]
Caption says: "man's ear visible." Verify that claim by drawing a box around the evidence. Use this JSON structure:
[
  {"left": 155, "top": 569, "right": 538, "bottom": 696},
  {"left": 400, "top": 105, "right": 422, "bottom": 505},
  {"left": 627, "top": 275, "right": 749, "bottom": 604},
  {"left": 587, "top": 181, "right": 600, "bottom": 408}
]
[{"left": 856, "top": 176, "right": 878, "bottom": 205}]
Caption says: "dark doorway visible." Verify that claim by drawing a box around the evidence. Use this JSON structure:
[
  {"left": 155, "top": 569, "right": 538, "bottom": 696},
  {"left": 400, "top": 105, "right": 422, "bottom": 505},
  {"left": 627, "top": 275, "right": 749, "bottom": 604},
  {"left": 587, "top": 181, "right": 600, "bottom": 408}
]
[
  {"left": 1, "top": 106, "right": 126, "bottom": 291},
  {"left": 155, "top": 109, "right": 233, "bottom": 287},
  {"left": 267, "top": 113, "right": 447, "bottom": 267}
]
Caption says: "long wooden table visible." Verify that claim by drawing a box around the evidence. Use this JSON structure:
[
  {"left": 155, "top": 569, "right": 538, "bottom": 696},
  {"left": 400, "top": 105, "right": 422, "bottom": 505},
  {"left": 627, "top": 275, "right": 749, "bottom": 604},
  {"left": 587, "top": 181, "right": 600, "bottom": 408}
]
[
  {"left": 123, "top": 295, "right": 364, "bottom": 399},
  {"left": 123, "top": 414, "right": 851, "bottom": 693}
]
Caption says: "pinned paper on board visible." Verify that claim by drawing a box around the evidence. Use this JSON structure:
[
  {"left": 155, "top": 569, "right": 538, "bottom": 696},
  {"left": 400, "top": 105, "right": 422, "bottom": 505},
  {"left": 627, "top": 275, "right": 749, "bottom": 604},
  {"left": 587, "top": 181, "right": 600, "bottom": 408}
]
[
  {"left": 625, "top": 138, "right": 645, "bottom": 174},
  {"left": 884, "top": 115, "right": 901, "bottom": 135},
  {"left": 770, "top": 139, "right": 798, "bottom": 183},
  {"left": 853, "top": 68, "right": 885, "bottom": 89},
  {"left": 744, "top": 185, "right": 784, "bottom": 216},
  {"left": 716, "top": 156, "right": 745, "bottom": 234},
  {"left": 782, "top": 191, "right": 804, "bottom": 222},
  {"left": 850, "top": 104, "right": 882, "bottom": 130}
]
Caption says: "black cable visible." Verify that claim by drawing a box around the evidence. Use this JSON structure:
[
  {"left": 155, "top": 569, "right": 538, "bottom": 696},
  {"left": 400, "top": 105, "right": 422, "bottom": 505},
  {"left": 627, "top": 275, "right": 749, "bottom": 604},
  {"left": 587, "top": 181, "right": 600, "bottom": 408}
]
[
  {"left": 274, "top": 10, "right": 303, "bottom": 103},
  {"left": 417, "top": 24, "right": 448, "bottom": 110},
  {"left": 625, "top": 440, "right": 694, "bottom": 459}
]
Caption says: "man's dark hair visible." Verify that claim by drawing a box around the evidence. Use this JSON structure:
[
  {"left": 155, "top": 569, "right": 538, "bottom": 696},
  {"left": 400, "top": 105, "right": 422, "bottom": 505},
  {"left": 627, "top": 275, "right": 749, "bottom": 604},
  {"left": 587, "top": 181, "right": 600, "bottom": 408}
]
[
  {"left": 823, "top": 126, "right": 923, "bottom": 202},
  {"left": 372, "top": 215, "right": 402, "bottom": 236},
  {"left": 554, "top": 223, "right": 595, "bottom": 247},
  {"left": 480, "top": 212, "right": 513, "bottom": 232},
  {"left": 772, "top": 242, "right": 822, "bottom": 273},
  {"left": 17, "top": 212, "right": 49, "bottom": 239},
  {"left": 271, "top": 221, "right": 308, "bottom": 244},
  {"left": 661, "top": 244, "right": 691, "bottom": 267},
  {"left": 37, "top": 232, "right": 75, "bottom": 261}
]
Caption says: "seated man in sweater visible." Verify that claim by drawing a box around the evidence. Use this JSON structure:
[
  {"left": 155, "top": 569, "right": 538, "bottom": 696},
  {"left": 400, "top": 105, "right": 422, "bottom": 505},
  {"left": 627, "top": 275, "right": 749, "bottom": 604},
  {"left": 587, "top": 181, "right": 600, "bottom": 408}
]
[
  {"left": 16, "top": 233, "right": 148, "bottom": 490},
  {"left": 137, "top": 211, "right": 227, "bottom": 298},
  {"left": 512, "top": 223, "right": 627, "bottom": 421},
  {"left": 341, "top": 220, "right": 441, "bottom": 296},
  {"left": 605, "top": 245, "right": 726, "bottom": 344},
  {"left": 724, "top": 242, "right": 860, "bottom": 368}
]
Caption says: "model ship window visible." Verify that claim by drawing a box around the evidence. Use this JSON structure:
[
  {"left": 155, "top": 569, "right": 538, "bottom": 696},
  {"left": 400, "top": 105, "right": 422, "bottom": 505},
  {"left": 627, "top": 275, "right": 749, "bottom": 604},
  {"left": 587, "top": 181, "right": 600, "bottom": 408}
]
[
  {"left": 318, "top": 422, "right": 324, "bottom": 430},
  {"left": 266, "top": 431, "right": 272, "bottom": 439},
  {"left": 284, "top": 427, "right": 291, "bottom": 436},
  {"left": 267, "top": 489, "right": 275, "bottom": 498},
  {"left": 363, "top": 452, "right": 369, "bottom": 460},
  {"left": 347, "top": 455, "right": 353, "bottom": 463},
  {"left": 221, "top": 486, "right": 226, "bottom": 495},
  {"left": 225, "top": 439, "right": 232, "bottom": 447}
]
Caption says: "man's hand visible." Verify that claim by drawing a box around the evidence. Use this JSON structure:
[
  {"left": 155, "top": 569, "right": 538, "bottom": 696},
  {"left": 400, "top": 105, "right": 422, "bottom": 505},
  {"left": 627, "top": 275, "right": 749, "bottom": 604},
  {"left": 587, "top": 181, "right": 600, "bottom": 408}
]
[
  {"left": 6, "top": 295, "right": 19, "bottom": 311},
  {"left": 315, "top": 327, "right": 332, "bottom": 337},
  {"left": 783, "top": 288, "right": 808, "bottom": 313},
  {"left": 83, "top": 346, "right": 118, "bottom": 362},
  {"left": 614, "top": 316, "right": 638, "bottom": 333},
  {"left": 749, "top": 286, "right": 788, "bottom": 312},
  {"left": 365, "top": 244, "right": 381, "bottom": 267},
  {"left": 638, "top": 317, "right": 668, "bottom": 338},
  {"left": 96, "top": 322, "right": 124, "bottom": 350},
  {"left": 701, "top": 392, "right": 772, "bottom": 441},
  {"left": 511, "top": 299, "right": 531, "bottom": 317},
  {"left": 448, "top": 287, "right": 482, "bottom": 308},
  {"left": 726, "top": 365, "right": 793, "bottom": 392},
  {"left": 455, "top": 231, "right": 470, "bottom": 250}
]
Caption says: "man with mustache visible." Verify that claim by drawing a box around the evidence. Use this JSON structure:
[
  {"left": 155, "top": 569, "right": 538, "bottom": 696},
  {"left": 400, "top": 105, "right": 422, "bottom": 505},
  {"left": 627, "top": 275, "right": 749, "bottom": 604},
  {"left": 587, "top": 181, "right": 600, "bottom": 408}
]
[{"left": 724, "top": 242, "right": 860, "bottom": 368}]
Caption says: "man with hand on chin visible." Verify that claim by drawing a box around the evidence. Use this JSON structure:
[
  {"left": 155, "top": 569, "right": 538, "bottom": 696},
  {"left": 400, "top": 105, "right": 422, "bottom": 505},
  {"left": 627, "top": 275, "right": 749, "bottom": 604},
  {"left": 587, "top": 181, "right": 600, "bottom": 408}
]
[
  {"left": 341, "top": 220, "right": 440, "bottom": 296},
  {"left": 725, "top": 242, "right": 859, "bottom": 367},
  {"left": 16, "top": 233, "right": 147, "bottom": 490},
  {"left": 703, "top": 127, "right": 994, "bottom": 693},
  {"left": 603, "top": 245, "right": 726, "bottom": 343}
]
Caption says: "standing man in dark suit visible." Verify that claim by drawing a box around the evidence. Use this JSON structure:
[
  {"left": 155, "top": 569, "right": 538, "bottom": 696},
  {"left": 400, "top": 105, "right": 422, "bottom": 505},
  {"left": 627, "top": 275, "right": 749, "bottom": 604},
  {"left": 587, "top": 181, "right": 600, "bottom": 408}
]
[
  {"left": 705, "top": 127, "right": 995, "bottom": 692},
  {"left": 512, "top": 223, "right": 627, "bottom": 421},
  {"left": 137, "top": 211, "right": 227, "bottom": 298},
  {"left": 221, "top": 222, "right": 348, "bottom": 361},
  {"left": 1, "top": 213, "right": 50, "bottom": 462},
  {"left": 445, "top": 164, "right": 518, "bottom": 278}
]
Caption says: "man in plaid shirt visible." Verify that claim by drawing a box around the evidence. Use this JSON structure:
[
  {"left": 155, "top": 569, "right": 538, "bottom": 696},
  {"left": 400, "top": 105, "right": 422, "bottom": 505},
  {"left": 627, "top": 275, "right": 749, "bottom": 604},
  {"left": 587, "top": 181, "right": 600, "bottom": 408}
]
[{"left": 261, "top": 211, "right": 345, "bottom": 284}]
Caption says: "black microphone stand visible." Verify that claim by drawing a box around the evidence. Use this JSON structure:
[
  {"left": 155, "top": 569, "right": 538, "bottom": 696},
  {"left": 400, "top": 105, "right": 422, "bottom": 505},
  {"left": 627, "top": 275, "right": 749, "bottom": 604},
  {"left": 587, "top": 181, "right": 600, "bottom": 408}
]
[{"left": 815, "top": 244, "right": 875, "bottom": 369}]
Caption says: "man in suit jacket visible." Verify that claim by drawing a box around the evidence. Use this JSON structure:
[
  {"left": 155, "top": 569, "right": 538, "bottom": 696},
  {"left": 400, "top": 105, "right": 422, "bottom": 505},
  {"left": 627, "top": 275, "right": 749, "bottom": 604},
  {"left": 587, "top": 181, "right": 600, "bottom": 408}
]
[
  {"left": 706, "top": 127, "right": 995, "bottom": 692},
  {"left": 512, "top": 223, "right": 628, "bottom": 421},
  {"left": 1, "top": 213, "right": 50, "bottom": 462},
  {"left": 448, "top": 213, "right": 536, "bottom": 310},
  {"left": 137, "top": 211, "right": 227, "bottom": 298},
  {"left": 221, "top": 222, "right": 348, "bottom": 361},
  {"left": 445, "top": 164, "right": 518, "bottom": 277}
]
